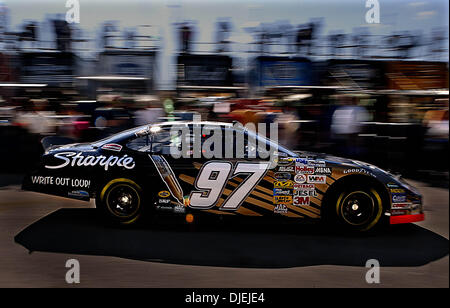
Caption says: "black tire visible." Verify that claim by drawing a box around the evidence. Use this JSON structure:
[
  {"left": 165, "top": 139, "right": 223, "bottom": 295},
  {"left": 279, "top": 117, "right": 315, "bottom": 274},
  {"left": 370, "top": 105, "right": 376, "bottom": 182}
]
[
  {"left": 96, "top": 178, "right": 144, "bottom": 226},
  {"left": 331, "top": 184, "right": 385, "bottom": 232}
]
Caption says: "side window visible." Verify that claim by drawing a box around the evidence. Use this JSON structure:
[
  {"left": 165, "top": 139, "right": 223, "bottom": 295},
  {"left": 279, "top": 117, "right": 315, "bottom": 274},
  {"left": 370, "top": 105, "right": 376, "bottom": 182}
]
[
  {"left": 126, "top": 135, "right": 151, "bottom": 152},
  {"left": 151, "top": 128, "right": 174, "bottom": 154},
  {"left": 200, "top": 125, "right": 226, "bottom": 158},
  {"left": 227, "top": 128, "right": 274, "bottom": 160}
]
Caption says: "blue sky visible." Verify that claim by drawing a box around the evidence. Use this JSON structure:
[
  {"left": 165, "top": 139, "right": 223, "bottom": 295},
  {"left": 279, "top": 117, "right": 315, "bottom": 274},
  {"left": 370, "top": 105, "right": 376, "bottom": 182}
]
[
  {"left": 2, "top": 0, "right": 448, "bottom": 53},
  {"left": 1, "top": 0, "right": 448, "bottom": 88}
]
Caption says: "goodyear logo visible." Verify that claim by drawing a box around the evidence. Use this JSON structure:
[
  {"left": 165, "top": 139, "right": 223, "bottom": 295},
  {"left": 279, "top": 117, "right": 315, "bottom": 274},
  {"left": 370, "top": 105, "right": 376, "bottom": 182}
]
[
  {"left": 274, "top": 195, "right": 293, "bottom": 204},
  {"left": 158, "top": 190, "right": 171, "bottom": 198},
  {"left": 274, "top": 180, "right": 294, "bottom": 189}
]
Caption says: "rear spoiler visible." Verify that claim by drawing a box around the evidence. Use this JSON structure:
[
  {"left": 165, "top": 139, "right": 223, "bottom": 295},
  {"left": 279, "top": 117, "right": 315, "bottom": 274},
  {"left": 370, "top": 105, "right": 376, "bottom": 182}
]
[{"left": 41, "top": 136, "right": 76, "bottom": 151}]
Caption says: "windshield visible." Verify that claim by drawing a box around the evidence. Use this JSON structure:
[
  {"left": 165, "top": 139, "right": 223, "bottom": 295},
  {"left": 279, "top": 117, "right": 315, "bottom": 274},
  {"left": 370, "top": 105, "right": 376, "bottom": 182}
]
[
  {"left": 91, "top": 125, "right": 149, "bottom": 147},
  {"left": 245, "top": 129, "right": 298, "bottom": 158}
]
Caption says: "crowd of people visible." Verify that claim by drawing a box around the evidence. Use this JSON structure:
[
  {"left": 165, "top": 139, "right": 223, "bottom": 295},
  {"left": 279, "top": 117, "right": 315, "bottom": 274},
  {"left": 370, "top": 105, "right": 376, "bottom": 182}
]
[{"left": 0, "top": 89, "right": 448, "bottom": 186}]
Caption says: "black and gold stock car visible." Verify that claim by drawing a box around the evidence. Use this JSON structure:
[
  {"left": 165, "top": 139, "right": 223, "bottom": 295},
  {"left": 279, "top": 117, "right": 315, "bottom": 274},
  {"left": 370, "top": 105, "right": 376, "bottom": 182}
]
[{"left": 22, "top": 121, "right": 424, "bottom": 231}]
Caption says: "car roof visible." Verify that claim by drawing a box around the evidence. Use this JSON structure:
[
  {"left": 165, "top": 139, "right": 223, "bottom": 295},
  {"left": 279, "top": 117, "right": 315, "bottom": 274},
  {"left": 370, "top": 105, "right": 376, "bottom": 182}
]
[
  {"left": 152, "top": 121, "right": 234, "bottom": 128},
  {"left": 95, "top": 121, "right": 237, "bottom": 144}
]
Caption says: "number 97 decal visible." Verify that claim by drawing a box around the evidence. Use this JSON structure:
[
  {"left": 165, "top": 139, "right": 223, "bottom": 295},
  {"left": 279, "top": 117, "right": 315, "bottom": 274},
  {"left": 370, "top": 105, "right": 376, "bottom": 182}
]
[{"left": 189, "top": 161, "right": 270, "bottom": 210}]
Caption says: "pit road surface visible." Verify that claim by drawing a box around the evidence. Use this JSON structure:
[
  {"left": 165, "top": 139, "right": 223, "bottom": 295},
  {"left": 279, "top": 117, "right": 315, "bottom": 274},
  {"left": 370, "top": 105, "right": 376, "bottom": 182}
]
[{"left": 0, "top": 179, "right": 448, "bottom": 288}]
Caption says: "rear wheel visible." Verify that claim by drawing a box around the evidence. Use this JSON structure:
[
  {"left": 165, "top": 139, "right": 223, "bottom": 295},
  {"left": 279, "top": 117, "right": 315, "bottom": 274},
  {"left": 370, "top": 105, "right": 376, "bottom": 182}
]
[
  {"left": 96, "top": 178, "right": 144, "bottom": 225},
  {"left": 333, "top": 184, "right": 384, "bottom": 232}
]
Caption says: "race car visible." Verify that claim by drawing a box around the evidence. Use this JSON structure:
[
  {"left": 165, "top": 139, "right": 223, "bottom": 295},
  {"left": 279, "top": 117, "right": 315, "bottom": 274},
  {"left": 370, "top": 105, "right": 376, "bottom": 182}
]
[{"left": 22, "top": 121, "right": 424, "bottom": 231}]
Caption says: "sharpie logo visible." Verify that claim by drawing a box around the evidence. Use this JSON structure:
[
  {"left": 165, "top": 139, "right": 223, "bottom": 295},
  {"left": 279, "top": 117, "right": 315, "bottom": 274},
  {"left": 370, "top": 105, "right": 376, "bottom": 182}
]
[{"left": 45, "top": 152, "right": 135, "bottom": 171}]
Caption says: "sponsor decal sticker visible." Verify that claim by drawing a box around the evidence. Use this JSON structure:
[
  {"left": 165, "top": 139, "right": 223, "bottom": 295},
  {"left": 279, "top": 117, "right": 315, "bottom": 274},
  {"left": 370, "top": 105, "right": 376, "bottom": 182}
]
[
  {"left": 390, "top": 188, "right": 405, "bottom": 194},
  {"left": 308, "top": 160, "right": 326, "bottom": 167},
  {"left": 158, "top": 199, "right": 171, "bottom": 204},
  {"left": 273, "top": 188, "right": 292, "bottom": 196},
  {"left": 295, "top": 158, "right": 309, "bottom": 164},
  {"left": 343, "top": 168, "right": 373, "bottom": 175},
  {"left": 295, "top": 164, "right": 315, "bottom": 174},
  {"left": 293, "top": 195, "right": 310, "bottom": 206},
  {"left": 294, "top": 190, "right": 317, "bottom": 197},
  {"left": 293, "top": 183, "right": 315, "bottom": 190},
  {"left": 45, "top": 152, "right": 135, "bottom": 171},
  {"left": 294, "top": 174, "right": 307, "bottom": 184},
  {"left": 156, "top": 205, "right": 173, "bottom": 210},
  {"left": 277, "top": 157, "right": 294, "bottom": 166},
  {"left": 274, "top": 195, "right": 293, "bottom": 204},
  {"left": 158, "top": 190, "right": 171, "bottom": 198},
  {"left": 314, "top": 167, "right": 332, "bottom": 175},
  {"left": 274, "top": 172, "right": 291, "bottom": 181},
  {"left": 278, "top": 166, "right": 294, "bottom": 172},
  {"left": 68, "top": 190, "right": 89, "bottom": 198},
  {"left": 307, "top": 174, "right": 327, "bottom": 184},
  {"left": 392, "top": 203, "right": 411, "bottom": 209},
  {"left": 391, "top": 209, "right": 408, "bottom": 216},
  {"left": 274, "top": 204, "right": 288, "bottom": 214},
  {"left": 274, "top": 180, "right": 294, "bottom": 189},
  {"left": 392, "top": 194, "right": 406, "bottom": 202},
  {"left": 387, "top": 183, "right": 400, "bottom": 188},
  {"left": 31, "top": 176, "right": 90, "bottom": 188},
  {"left": 183, "top": 196, "right": 191, "bottom": 206},
  {"left": 174, "top": 205, "right": 186, "bottom": 213},
  {"left": 101, "top": 143, "right": 123, "bottom": 152}
]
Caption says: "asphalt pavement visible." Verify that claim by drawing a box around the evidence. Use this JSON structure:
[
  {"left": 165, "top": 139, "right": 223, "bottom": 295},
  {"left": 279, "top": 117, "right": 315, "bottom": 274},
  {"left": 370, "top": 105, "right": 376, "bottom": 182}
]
[{"left": 0, "top": 178, "right": 448, "bottom": 288}]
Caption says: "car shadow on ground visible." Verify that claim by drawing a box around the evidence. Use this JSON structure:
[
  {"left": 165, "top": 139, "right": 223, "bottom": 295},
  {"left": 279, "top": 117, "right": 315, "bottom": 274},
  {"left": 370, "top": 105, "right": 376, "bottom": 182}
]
[{"left": 15, "top": 208, "right": 449, "bottom": 269}]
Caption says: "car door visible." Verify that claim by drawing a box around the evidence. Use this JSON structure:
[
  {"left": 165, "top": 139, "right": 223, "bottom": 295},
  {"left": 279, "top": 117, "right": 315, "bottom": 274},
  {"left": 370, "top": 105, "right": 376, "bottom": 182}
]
[
  {"left": 181, "top": 126, "right": 274, "bottom": 216},
  {"left": 146, "top": 123, "right": 211, "bottom": 209}
]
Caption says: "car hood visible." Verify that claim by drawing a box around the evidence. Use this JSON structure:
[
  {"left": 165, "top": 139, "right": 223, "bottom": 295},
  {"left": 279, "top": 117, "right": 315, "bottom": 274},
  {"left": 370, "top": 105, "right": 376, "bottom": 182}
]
[
  {"left": 294, "top": 150, "right": 359, "bottom": 165},
  {"left": 294, "top": 150, "right": 395, "bottom": 176}
]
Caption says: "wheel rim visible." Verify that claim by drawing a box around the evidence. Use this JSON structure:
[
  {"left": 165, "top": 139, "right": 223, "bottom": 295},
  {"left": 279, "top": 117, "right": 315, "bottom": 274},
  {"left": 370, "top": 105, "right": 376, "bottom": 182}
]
[
  {"left": 340, "top": 191, "right": 375, "bottom": 226},
  {"left": 106, "top": 184, "right": 140, "bottom": 218}
]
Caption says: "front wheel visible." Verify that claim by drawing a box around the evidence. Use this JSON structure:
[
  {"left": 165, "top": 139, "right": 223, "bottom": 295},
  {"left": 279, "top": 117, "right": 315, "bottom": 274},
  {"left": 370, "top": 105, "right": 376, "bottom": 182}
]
[
  {"left": 96, "top": 178, "right": 144, "bottom": 225},
  {"left": 334, "top": 185, "right": 384, "bottom": 232}
]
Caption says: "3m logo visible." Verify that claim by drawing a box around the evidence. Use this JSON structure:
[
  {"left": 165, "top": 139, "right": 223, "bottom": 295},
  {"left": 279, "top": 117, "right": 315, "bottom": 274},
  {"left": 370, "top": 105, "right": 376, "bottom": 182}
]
[
  {"left": 274, "top": 195, "right": 293, "bottom": 204},
  {"left": 274, "top": 181, "right": 294, "bottom": 189},
  {"left": 307, "top": 175, "right": 326, "bottom": 184},
  {"left": 293, "top": 196, "right": 310, "bottom": 206}
]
